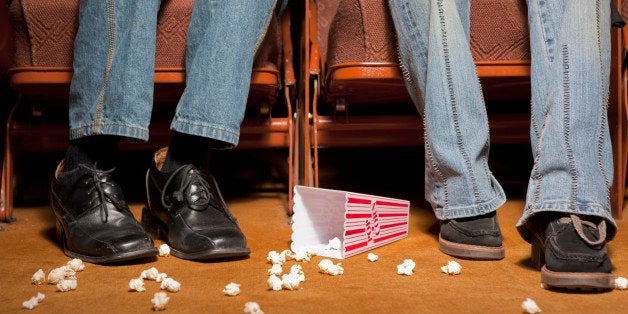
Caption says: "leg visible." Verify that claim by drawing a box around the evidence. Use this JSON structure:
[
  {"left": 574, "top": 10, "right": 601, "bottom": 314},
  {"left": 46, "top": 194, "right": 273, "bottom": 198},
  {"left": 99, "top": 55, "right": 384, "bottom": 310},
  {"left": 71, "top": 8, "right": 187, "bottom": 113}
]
[
  {"left": 142, "top": 0, "right": 279, "bottom": 260},
  {"left": 519, "top": 0, "right": 616, "bottom": 290},
  {"left": 50, "top": 0, "right": 162, "bottom": 263},
  {"left": 388, "top": 0, "right": 505, "bottom": 259}
]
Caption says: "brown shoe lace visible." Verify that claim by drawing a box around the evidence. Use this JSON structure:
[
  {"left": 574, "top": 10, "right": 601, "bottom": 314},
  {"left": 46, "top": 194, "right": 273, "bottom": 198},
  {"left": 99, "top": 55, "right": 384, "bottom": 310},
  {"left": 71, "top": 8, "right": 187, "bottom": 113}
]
[{"left": 560, "top": 215, "right": 607, "bottom": 246}]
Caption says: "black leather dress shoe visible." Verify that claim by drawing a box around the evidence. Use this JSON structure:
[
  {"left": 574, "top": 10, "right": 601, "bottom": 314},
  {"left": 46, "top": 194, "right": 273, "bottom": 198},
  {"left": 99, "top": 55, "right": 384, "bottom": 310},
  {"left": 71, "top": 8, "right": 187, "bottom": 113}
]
[
  {"left": 142, "top": 151, "right": 250, "bottom": 260},
  {"left": 50, "top": 163, "right": 158, "bottom": 263}
]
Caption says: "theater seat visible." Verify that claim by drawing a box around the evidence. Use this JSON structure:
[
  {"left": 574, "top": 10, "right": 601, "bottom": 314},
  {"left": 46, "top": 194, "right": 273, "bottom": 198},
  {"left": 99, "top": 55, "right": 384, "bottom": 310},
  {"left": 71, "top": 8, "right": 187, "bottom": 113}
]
[
  {"left": 304, "top": 0, "right": 627, "bottom": 218},
  {"left": 1, "top": 0, "right": 296, "bottom": 221}
]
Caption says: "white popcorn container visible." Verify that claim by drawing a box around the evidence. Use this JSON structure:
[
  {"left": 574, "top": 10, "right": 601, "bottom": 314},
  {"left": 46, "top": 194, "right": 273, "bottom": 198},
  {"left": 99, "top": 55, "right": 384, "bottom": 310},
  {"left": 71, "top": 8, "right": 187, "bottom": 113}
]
[{"left": 291, "top": 185, "right": 410, "bottom": 259}]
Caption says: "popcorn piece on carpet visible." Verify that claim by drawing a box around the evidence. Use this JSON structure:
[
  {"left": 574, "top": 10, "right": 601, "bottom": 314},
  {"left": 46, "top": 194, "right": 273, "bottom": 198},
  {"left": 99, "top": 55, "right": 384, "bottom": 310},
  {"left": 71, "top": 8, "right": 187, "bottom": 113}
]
[
  {"left": 56, "top": 278, "right": 78, "bottom": 292},
  {"left": 289, "top": 264, "right": 305, "bottom": 282},
  {"left": 281, "top": 273, "right": 302, "bottom": 290},
  {"left": 318, "top": 259, "right": 344, "bottom": 276},
  {"left": 160, "top": 278, "right": 181, "bottom": 292},
  {"left": 243, "top": 301, "right": 264, "bottom": 314},
  {"left": 21, "top": 293, "right": 45, "bottom": 310},
  {"left": 47, "top": 266, "right": 75, "bottom": 284},
  {"left": 158, "top": 244, "right": 171, "bottom": 257},
  {"left": 32, "top": 269, "right": 46, "bottom": 285},
  {"left": 223, "top": 282, "right": 241, "bottom": 296},
  {"left": 397, "top": 259, "right": 415, "bottom": 276},
  {"left": 367, "top": 253, "right": 379, "bottom": 262},
  {"left": 266, "top": 251, "right": 284, "bottom": 265},
  {"left": 129, "top": 278, "right": 146, "bottom": 292},
  {"left": 268, "top": 264, "right": 282, "bottom": 276},
  {"left": 151, "top": 292, "right": 170, "bottom": 311},
  {"left": 521, "top": 298, "right": 541, "bottom": 314},
  {"left": 440, "top": 260, "right": 462, "bottom": 275},
  {"left": 615, "top": 277, "right": 628, "bottom": 290},
  {"left": 141, "top": 267, "right": 160, "bottom": 281},
  {"left": 66, "top": 259, "right": 86, "bottom": 272},
  {"left": 267, "top": 274, "right": 283, "bottom": 291}
]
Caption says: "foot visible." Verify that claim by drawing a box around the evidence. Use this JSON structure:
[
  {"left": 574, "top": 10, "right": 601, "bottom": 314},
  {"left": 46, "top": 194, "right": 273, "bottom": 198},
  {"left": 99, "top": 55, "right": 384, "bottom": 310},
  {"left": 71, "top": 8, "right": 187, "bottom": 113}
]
[
  {"left": 438, "top": 211, "right": 505, "bottom": 260},
  {"left": 526, "top": 214, "right": 614, "bottom": 291},
  {"left": 50, "top": 162, "right": 158, "bottom": 263},
  {"left": 142, "top": 149, "right": 250, "bottom": 260}
]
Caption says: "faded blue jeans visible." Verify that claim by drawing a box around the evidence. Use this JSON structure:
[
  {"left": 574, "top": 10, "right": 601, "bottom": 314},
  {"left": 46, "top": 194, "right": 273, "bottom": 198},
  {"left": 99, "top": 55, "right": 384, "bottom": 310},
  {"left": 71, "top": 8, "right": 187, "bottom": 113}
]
[
  {"left": 69, "top": 0, "right": 280, "bottom": 148},
  {"left": 388, "top": 0, "right": 617, "bottom": 237}
]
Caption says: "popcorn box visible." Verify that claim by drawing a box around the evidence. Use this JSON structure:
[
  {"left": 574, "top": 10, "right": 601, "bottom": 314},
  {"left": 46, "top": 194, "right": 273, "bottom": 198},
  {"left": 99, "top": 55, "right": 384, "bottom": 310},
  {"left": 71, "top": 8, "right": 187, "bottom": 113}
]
[{"left": 291, "top": 185, "right": 410, "bottom": 259}]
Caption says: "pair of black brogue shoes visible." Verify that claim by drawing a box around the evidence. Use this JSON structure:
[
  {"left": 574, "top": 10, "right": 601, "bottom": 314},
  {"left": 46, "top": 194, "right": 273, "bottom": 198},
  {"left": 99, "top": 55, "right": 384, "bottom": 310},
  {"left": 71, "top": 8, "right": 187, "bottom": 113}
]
[{"left": 50, "top": 149, "right": 249, "bottom": 264}]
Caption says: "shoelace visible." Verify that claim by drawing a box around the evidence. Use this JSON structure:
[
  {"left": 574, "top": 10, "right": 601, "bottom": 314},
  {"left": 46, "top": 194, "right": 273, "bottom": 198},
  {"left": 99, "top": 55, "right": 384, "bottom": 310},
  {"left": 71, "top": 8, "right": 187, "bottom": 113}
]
[
  {"left": 560, "top": 214, "right": 607, "bottom": 246},
  {"left": 81, "top": 165, "right": 126, "bottom": 223},
  {"left": 160, "top": 165, "right": 211, "bottom": 211}
]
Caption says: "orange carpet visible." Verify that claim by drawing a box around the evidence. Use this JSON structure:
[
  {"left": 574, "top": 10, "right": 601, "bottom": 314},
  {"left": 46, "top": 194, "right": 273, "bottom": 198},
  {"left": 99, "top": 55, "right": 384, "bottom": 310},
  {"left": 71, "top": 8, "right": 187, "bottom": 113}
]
[{"left": 1, "top": 191, "right": 627, "bottom": 313}]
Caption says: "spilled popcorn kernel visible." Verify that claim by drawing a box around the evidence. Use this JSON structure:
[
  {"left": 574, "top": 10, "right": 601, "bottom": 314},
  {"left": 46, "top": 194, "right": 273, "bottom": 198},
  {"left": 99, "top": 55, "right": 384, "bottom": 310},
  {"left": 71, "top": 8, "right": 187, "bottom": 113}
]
[
  {"left": 47, "top": 266, "right": 75, "bottom": 284},
  {"left": 243, "top": 301, "right": 264, "bottom": 314},
  {"left": 223, "top": 282, "right": 241, "bottom": 296},
  {"left": 397, "top": 259, "right": 415, "bottom": 276},
  {"left": 615, "top": 277, "right": 628, "bottom": 290},
  {"left": 158, "top": 244, "right": 171, "bottom": 257},
  {"left": 326, "top": 237, "right": 342, "bottom": 250},
  {"left": 289, "top": 265, "right": 305, "bottom": 282},
  {"left": 267, "top": 274, "right": 283, "bottom": 291},
  {"left": 521, "top": 298, "right": 541, "bottom": 314},
  {"left": 266, "top": 251, "right": 284, "bottom": 265},
  {"left": 151, "top": 292, "right": 169, "bottom": 311},
  {"left": 21, "top": 293, "right": 45, "bottom": 310},
  {"left": 56, "top": 278, "right": 78, "bottom": 292},
  {"left": 32, "top": 269, "right": 46, "bottom": 285},
  {"left": 281, "top": 273, "right": 302, "bottom": 290},
  {"left": 66, "top": 259, "right": 85, "bottom": 272},
  {"left": 268, "top": 264, "right": 282, "bottom": 276},
  {"left": 129, "top": 278, "right": 146, "bottom": 292},
  {"left": 367, "top": 253, "right": 379, "bottom": 262},
  {"left": 440, "top": 260, "right": 462, "bottom": 275},
  {"left": 279, "top": 250, "right": 294, "bottom": 262},
  {"left": 160, "top": 278, "right": 181, "bottom": 292},
  {"left": 318, "top": 259, "right": 344, "bottom": 276},
  {"left": 292, "top": 247, "right": 314, "bottom": 262},
  {"left": 155, "top": 273, "right": 168, "bottom": 283},
  {"left": 141, "top": 267, "right": 160, "bottom": 281}
]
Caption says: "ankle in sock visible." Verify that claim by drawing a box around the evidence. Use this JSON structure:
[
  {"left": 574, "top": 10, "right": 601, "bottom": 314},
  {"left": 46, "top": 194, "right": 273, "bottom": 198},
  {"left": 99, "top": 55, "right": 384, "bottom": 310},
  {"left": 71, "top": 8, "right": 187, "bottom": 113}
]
[
  {"left": 162, "top": 132, "right": 211, "bottom": 173},
  {"left": 58, "top": 136, "right": 119, "bottom": 184}
]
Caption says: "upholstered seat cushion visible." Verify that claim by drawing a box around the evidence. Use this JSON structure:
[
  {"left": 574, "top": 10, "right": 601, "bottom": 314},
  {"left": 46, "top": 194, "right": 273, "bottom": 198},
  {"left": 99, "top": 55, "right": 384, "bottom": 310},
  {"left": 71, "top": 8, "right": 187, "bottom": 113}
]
[
  {"left": 9, "top": 0, "right": 280, "bottom": 70},
  {"left": 322, "top": 0, "right": 530, "bottom": 66}
]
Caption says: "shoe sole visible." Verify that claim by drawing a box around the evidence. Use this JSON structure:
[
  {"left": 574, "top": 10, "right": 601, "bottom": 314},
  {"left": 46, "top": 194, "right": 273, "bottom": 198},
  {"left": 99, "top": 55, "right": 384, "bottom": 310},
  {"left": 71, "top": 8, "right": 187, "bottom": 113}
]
[
  {"left": 55, "top": 219, "right": 158, "bottom": 264},
  {"left": 530, "top": 233, "right": 614, "bottom": 291},
  {"left": 438, "top": 234, "right": 505, "bottom": 260},
  {"left": 541, "top": 266, "right": 615, "bottom": 291},
  {"left": 141, "top": 207, "right": 251, "bottom": 260}
]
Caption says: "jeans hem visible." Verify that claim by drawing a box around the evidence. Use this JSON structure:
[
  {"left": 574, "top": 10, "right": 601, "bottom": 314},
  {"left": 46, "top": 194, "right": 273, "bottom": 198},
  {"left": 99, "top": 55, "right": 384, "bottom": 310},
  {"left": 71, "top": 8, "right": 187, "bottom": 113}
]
[
  {"left": 433, "top": 191, "right": 507, "bottom": 220},
  {"left": 515, "top": 201, "right": 617, "bottom": 241},
  {"left": 171, "top": 120, "right": 239, "bottom": 148},
  {"left": 69, "top": 124, "right": 149, "bottom": 142}
]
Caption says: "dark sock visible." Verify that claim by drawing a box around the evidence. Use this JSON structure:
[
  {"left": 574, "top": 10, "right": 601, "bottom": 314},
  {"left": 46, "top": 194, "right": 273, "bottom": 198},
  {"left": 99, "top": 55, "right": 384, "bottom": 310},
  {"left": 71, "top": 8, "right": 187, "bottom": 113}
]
[
  {"left": 58, "top": 136, "right": 119, "bottom": 184},
  {"left": 162, "top": 132, "right": 211, "bottom": 173}
]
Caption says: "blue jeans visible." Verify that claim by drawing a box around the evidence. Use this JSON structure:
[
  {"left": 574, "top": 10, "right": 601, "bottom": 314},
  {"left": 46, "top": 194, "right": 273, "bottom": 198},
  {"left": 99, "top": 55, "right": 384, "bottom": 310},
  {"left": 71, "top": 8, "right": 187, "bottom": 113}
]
[
  {"left": 69, "top": 0, "right": 279, "bottom": 148},
  {"left": 388, "top": 0, "right": 616, "bottom": 236}
]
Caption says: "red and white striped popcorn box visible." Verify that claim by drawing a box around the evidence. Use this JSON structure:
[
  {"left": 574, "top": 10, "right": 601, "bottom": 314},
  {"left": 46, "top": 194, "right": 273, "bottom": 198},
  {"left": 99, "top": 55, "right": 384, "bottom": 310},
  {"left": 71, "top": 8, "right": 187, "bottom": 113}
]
[{"left": 291, "top": 185, "right": 410, "bottom": 259}]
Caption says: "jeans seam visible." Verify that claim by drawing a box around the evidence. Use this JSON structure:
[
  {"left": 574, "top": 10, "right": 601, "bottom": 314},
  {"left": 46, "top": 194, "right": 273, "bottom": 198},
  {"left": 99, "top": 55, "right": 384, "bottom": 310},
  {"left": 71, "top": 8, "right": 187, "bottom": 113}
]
[
  {"left": 94, "top": 0, "right": 117, "bottom": 134},
  {"left": 561, "top": 44, "right": 578, "bottom": 209},
  {"left": 437, "top": 0, "right": 481, "bottom": 205}
]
